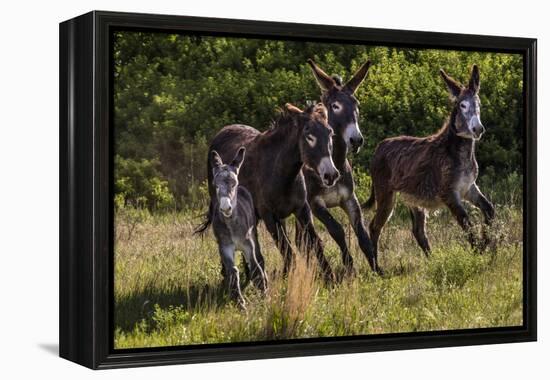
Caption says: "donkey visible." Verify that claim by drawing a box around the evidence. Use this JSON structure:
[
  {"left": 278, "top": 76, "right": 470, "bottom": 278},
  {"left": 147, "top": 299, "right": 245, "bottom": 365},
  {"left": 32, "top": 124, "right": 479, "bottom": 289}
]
[
  {"left": 197, "top": 103, "right": 340, "bottom": 281},
  {"left": 296, "top": 59, "right": 380, "bottom": 275},
  {"left": 364, "top": 65, "right": 495, "bottom": 259},
  {"left": 210, "top": 147, "right": 267, "bottom": 308}
]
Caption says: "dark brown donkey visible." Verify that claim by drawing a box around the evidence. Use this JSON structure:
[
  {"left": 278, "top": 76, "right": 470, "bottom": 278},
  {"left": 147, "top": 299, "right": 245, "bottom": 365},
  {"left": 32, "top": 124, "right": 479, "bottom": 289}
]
[
  {"left": 296, "top": 59, "right": 379, "bottom": 274},
  {"left": 364, "top": 65, "right": 495, "bottom": 258},
  {"left": 197, "top": 103, "right": 340, "bottom": 281}
]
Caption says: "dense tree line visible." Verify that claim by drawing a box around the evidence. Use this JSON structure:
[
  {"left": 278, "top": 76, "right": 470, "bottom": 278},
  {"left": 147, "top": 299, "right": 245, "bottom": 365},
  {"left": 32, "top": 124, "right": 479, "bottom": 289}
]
[{"left": 113, "top": 32, "right": 523, "bottom": 210}]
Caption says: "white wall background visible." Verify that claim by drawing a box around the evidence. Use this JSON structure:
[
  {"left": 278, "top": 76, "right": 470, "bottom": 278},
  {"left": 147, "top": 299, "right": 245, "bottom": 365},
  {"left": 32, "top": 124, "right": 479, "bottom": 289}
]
[{"left": 0, "top": 0, "right": 547, "bottom": 377}]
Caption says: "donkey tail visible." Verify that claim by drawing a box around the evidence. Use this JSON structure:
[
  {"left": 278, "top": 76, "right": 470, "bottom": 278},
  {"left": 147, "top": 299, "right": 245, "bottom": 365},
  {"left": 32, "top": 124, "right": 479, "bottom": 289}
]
[
  {"left": 362, "top": 183, "right": 376, "bottom": 210},
  {"left": 194, "top": 201, "right": 214, "bottom": 235}
]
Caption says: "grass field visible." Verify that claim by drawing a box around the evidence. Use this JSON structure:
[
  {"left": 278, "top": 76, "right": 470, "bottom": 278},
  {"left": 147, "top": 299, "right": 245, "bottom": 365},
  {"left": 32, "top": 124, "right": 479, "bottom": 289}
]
[{"left": 114, "top": 202, "right": 523, "bottom": 349}]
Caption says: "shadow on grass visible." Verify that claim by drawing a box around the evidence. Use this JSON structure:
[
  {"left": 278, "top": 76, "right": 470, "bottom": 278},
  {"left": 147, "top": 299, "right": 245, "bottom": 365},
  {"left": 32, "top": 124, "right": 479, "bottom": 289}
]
[{"left": 115, "top": 281, "right": 231, "bottom": 333}]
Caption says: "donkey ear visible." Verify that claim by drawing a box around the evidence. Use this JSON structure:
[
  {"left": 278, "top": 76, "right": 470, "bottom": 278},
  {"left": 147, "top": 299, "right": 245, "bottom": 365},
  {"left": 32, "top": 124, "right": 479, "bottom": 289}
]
[
  {"left": 343, "top": 60, "right": 372, "bottom": 94},
  {"left": 440, "top": 69, "right": 463, "bottom": 98},
  {"left": 211, "top": 150, "right": 224, "bottom": 169},
  {"left": 285, "top": 103, "right": 304, "bottom": 114},
  {"left": 307, "top": 59, "right": 335, "bottom": 92},
  {"left": 230, "top": 147, "right": 246, "bottom": 172},
  {"left": 468, "top": 64, "right": 480, "bottom": 93}
]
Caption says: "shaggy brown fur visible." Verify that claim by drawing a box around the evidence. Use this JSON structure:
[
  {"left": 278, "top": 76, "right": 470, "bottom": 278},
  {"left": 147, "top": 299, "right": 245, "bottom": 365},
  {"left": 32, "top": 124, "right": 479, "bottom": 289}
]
[{"left": 364, "top": 65, "right": 495, "bottom": 257}]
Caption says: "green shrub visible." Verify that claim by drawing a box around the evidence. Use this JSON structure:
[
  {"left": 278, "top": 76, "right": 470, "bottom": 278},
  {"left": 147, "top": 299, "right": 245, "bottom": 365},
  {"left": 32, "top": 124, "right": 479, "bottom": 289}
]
[
  {"left": 427, "top": 248, "right": 487, "bottom": 289},
  {"left": 115, "top": 155, "right": 175, "bottom": 210},
  {"left": 478, "top": 170, "right": 523, "bottom": 206},
  {"left": 113, "top": 32, "right": 523, "bottom": 214},
  {"left": 115, "top": 205, "right": 150, "bottom": 241},
  {"left": 352, "top": 167, "right": 372, "bottom": 203},
  {"left": 152, "top": 305, "right": 192, "bottom": 330}
]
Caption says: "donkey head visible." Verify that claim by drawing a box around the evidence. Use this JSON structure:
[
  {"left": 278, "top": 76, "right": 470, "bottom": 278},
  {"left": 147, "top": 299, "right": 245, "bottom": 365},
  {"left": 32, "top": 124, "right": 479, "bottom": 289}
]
[
  {"left": 211, "top": 147, "right": 245, "bottom": 218},
  {"left": 286, "top": 102, "right": 340, "bottom": 187},
  {"left": 307, "top": 58, "right": 371, "bottom": 153},
  {"left": 440, "top": 65, "right": 485, "bottom": 140}
]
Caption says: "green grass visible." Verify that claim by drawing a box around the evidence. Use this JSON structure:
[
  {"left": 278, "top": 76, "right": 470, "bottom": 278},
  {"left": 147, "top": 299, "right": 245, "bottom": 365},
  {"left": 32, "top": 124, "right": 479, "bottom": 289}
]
[{"left": 114, "top": 204, "right": 523, "bottom": 348}]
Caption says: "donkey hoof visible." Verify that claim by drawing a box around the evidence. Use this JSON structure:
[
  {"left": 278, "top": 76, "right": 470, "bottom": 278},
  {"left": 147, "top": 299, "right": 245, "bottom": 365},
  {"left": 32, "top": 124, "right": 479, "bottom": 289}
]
[
  {"left": 323, "top": 270, "right": 337, "bottom": 284},
  {"left": 473, "top": 238, "right": 490, "bottom": 254},
  {"left": 237, "top": 299, "right": 247, "bottom": 310},
  {"left": 343, "top": 265, "right": 356, "bottom": 278},
  {"left": 375, "top": 266, "right": 385, "bottom": 277},
  {"left": 255, "top": 278, "right": 268, "bottom": 294}
]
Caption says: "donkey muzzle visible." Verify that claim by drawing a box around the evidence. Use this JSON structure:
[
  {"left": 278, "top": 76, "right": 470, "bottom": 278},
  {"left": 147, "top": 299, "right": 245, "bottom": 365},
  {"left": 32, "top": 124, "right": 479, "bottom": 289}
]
[
  {"left": 472, "top": 124, "right": 485, "bottom": 139},
  {"left": 350, "top": 136, "right": 364, "bottom": 153},
  {"left": 469, "top": 115, "right": 485, "bottom": 140},
  {"left": 318, "top": 156, "right": 340, "bottom": 187},
  {"left": 323, "top": 170, "right": 340, "bottom": 187},
  {"left": 219, "top": 197, "right": 233, "bottom": 217},
  {"left": 344, "top": 122, "right": 364, "bottom": 154}
]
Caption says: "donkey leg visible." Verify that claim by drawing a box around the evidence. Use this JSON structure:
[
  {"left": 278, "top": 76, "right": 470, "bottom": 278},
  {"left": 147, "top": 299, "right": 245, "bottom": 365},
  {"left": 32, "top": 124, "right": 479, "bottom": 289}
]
[
  {"left": 242, "top": 237, "right": 267, "bottom": 294},
  {"left": 465, "top": 184, "right": 495, "bottom": 251},
  {"left": 238, "top": 227, "right": 264, "bottom": 287},
  {"left": 341, "top": 195, "right": 381, "bottom": 274},
  {"left": 466, "top": 184, "right": 495, "bottom": 225},
  {"left": 219, "top": 244, "right": 246, "bottom": 309},
  {"left": 221, "top": 254, "right": 249, "bottom": 288},
  {"left": 253, "top": 229, "right": 267, "bottom": 279},
  {"left": 294, "top": 218, "right": 306, "bottom": 253},
  {"left": 263, "top": 213, "right": 294, "bottom": 275},
  {"left": 241, "top": 252, "right": 252, "bottom": 289},
  {"left": 295, "top": 203, "right": 335, "bottom": 282},
  {"left": 311, "top": 201, "right": 354, "bottom": 275},
  {"left": 368, "top": 191, "right": 396, "bottom": 263},
  {"left": 409, "top": 207, "right": 431, "bottom": 257},
  {"left": 444, "top": 194, "right": 478, "bottom": 250}
]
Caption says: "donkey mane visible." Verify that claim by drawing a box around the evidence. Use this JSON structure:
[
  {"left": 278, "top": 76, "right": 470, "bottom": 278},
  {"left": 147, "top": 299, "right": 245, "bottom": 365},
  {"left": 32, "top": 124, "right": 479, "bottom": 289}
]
[
  {"left": 434, "top": 112, "right": 456, "bottom": 139},
  {"left": 267, "top": 109, "right": 297, "bottom": 132},
  {"left": 331, "top": 74, "right": 343, "bottom": 86},
  {"left": 267, "top": 103, "right": 326, "bottom": 132}
]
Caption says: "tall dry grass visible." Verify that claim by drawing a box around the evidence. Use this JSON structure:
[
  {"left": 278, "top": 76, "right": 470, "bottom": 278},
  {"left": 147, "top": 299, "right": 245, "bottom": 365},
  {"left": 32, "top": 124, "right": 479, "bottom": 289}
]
[{"left": 265, "top": 254, "right": 319, "bottom": 339}]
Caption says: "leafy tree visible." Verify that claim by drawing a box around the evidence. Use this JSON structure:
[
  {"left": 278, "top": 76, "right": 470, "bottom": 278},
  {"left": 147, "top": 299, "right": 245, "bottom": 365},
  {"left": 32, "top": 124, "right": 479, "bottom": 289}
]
[{"left": 113, "top": 32, "right": 523, "bottom": 210}]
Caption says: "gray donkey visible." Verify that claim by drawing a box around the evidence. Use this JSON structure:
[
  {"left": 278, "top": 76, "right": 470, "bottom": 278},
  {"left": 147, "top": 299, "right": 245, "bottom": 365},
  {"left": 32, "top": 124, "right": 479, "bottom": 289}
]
[
  {"left": 364, "top": 65, "right": 495, "bottom": 258},
  {"left": 210, "top": 147, "right": 267, "bottom": 308},
  {"left": 299, "top": 59, "right": 379, "bottom": 275}
]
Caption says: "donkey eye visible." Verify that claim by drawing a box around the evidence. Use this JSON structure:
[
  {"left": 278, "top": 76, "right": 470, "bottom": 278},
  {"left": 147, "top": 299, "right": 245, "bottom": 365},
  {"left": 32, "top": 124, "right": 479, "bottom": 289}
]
[
  {"left": 305, "top": 134, "right": 317, "bottom": 148},
  {"left": 460, "top": 102, "right": 468, "bottom": 109},
  {"left": 331, "top": 103, "right": 341, "bottom": 111}
]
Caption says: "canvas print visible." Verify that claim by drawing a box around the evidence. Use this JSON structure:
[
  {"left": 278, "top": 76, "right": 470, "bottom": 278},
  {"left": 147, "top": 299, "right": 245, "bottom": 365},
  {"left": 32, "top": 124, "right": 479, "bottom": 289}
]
[{"left": 113, "top": 31, "right": 524, "bottom": 349}]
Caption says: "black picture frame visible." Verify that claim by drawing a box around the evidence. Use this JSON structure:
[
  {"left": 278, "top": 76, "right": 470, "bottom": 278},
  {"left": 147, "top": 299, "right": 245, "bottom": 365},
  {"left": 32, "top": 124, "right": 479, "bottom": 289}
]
[{"left": 59, "top": 10, "right": 537, "bottom": 369}]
